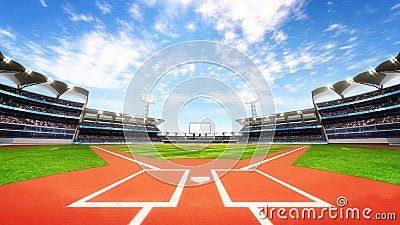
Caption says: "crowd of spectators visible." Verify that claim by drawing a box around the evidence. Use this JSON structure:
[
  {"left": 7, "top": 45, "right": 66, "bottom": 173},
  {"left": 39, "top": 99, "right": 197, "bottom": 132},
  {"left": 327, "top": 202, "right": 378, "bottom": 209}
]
[
  {"left": 272, "top": 135, "right": 325, "bottom": 142},
  {"left": 0, "top": 114, "right": 76, "bottom": 129},
  {"left": 241, "top": 120, "right": 320, "bottom": 131},
  {"left": 81, "top": 120, "right": 159, "bottom": 131},
  {"left": 76, "top": 135, "right": 161, "bottom": 143},
  {"left": 317, "top": 84, "right": 400, "bottom": 108},
  {"left": 238, "top": 135, "right": 325, "bottom": 143},
  {"left": 320, "top": 99, "right": 400, "bottom": 117},
  {"left": 0, "top": 98, "right": 80, "bottom": 117},
  {"left": 0, "top": 84, "right": 84, "bottom": 108},
  {"left": 324, "top": 115, "right": 400, "bottom": 129}
]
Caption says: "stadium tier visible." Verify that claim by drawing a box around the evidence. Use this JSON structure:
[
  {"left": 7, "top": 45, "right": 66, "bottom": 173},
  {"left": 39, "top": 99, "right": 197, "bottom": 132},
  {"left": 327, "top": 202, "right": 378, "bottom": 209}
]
[
  {"left": 0, "top": 83, "right": 85, "bottom": 144},
  {"left": 161, "top": 131, "right": 239, "bottom": 143},
  {"left": 75, "top": 108, "right": 163, "bottom": 144},
  {"left": 1, "top": 50, "right": 399, "bottom": 144},
  {"left": 236, "top": 52, "right": 400, "bottom": 144},
  {"left": 237, "top": 108, "right": 327, "bottom": 144}
]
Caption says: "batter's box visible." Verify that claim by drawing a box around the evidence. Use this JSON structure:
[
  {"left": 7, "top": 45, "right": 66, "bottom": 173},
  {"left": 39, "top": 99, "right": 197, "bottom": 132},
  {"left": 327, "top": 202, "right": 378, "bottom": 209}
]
[
  {"left": 67, "top": 169, "right": 189, "bottom": 208},
  {"left": 211, "top": 169, "right": 333, "bottom": 208}
]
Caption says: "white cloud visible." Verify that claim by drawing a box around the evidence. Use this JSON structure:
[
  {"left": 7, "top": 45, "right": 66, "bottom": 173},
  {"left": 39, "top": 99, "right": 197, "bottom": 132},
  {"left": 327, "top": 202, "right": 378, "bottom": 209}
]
[
  {"left": 323, "top": 23, "right": 345, "bottom": 32},
  {"left": 196, "top": 0, "right": 305, "bottom": 43},
  {"left": 129, "top": 3, "right": 142, "bottom": 20},
  {"left": 339, "top": 45, "right": 354, "bottom": 50},
  {"left": 323, "top": 23, "right": 355, "bottom": 37},
  {"left": 272, "top": 30, "right": 288, "bottom": 44},
  {"left": 96, "top": 1, "right": 112, "bottom": 14},
  {"left": 185, "top": 23, "right": 196, "bottom": 32},
  {"left": 154, "top": 20, "right": 179, "bottom": 38},
  {"left": 63, "top": 3, "right": 94, "bottom": 22},
  {"left": 273, "top": 95, "right": 312, "bottom": 112},
  {"left": 224, "top": 31, "right": 236, "bottom": 41},
  {"left": 39, "top": 0, "right": 48, "bottom": 7},
  {"left": 348, "top": 36, "right": 357, "bottom": 42},
  {"left": 390, "top": 3, "right": 400, "bottom": 11},
  {"left": 4, "top": 30, "right": 155, "bottom": 89},
  {"left": 0, "top": 28, "right": 16, "bottom": 39},
  {"left": 324, "top": 43, "right": 336, "bottom": 50},
  {"left": 140, "top": 0, "right": 157, "bottom": 7}
]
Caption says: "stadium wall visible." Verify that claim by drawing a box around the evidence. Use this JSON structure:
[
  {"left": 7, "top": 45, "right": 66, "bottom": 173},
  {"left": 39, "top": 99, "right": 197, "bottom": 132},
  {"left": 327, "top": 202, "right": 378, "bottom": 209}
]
[{"left": 0, "top": 138, "right": 72, "bottom": 145}]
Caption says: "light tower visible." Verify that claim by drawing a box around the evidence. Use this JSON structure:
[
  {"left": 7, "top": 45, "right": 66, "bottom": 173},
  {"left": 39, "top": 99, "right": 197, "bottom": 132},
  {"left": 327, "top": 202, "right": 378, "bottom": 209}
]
[
  {"left": 244, "top": 94, "right": 259, "bottom": 118},
  {"left": 140, "top": 93, "right": 156, "bottom": 117}
]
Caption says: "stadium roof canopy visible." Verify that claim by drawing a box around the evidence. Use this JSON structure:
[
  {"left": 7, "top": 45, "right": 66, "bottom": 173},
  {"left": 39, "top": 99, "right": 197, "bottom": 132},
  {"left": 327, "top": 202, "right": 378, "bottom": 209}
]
[
  {"left": 312, "top": 52, "right": 400, "bottom": 102},
  {"left": 0, "top": 51, "right": 89, "bottom": 102},
  {"left": 236, "top": 108, "right": 317, "bottom": 126},
  {"left": 83, "top": 108, "right": 164, "bottom": 126}
]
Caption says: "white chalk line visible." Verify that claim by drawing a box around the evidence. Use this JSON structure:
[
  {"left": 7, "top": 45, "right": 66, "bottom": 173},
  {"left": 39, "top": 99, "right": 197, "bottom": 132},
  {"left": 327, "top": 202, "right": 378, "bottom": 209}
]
[
  {"left": 239, "top": 145, "right": 309, "bottom": 170},
  {"left": 92, "top": 146, "right": 161, "bottom": 170},
  {"left": 68, "top": 169, "right": 189, "bottom": 224},
  {"left": 212, "top": 169, "right": 333, "bottom": 225}
]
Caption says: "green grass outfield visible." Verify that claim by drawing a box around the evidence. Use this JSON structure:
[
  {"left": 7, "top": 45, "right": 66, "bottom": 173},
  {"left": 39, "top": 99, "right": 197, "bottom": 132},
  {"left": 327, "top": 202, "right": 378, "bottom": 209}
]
[
  {"left": 0, "top": 145, "right": 107, "bottom": 186},
  {"left": 114, "top": 144, "right": 288, "bottom": 160},
  {"left": 293, "top": 145, "right": 400, "bottom": 185},
  {"left": 1, "top": 144, "right": 399, "bottom": 186}
]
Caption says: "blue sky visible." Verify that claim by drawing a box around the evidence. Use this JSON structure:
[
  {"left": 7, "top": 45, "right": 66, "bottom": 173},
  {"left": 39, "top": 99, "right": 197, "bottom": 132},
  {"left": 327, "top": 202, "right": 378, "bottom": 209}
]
[{"left": 0, "top": 0, "right": 399, "bottom": 132}]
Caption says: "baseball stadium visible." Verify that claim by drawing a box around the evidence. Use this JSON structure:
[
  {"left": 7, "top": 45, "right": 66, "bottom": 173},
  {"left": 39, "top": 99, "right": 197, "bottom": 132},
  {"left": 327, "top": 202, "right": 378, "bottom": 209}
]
[{"left": 0, "top": 47, "right": 399, "bottom": 225}]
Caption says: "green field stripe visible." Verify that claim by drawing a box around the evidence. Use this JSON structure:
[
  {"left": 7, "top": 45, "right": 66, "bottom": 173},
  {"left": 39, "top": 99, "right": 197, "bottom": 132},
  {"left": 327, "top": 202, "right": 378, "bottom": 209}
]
[
  {"left": 114, "top": 144, "right": 288, "bottom": 160},
  {"left": 0, "top": 145, "right": 108, "bottom": 186},
  {"left": 293, "top": 145, "right": 400, "bottom": 185}
]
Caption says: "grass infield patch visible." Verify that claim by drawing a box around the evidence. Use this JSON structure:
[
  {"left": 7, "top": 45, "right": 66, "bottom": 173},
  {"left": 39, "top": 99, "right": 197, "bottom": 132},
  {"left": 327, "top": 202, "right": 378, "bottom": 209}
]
[
  {"left": 293, "top": 145, "right": 400, "bottom": 185},
  {"left": 114, "top": 144, "right": 289, "bottom": 160},
  {"left": 0, "top": 145, "right": 107, "bottom": 186}
]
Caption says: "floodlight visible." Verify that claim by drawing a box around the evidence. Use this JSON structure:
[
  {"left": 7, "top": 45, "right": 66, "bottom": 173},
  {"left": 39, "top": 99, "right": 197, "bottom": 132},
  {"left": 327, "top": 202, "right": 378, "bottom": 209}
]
[
  {"left": 368, "top": 68, "right": 376, "bottom": 75},
  {"left": 98, "top": 110, "right": 103, "bottom": 114},
  {"left": 280, "top": 113, "right": 285, "bottom": 117},
  {"left": 67, "top": 84, "right": 73, "bottom": 89},
  {"left": 25, "top": 69, "right": 32, "bottom": 74},
  {"left": 140, "top": 93, "right": 156, "bottom": 104},
  {"left": 242, "top": 94, "right": 259, "bottom": 118},
  {"left": 389, "top": 56, "right": 398, "bottom": 64},
  {"left": 297, "top": 110, "right": 302, "bottom": 114},
  {"left": 141, "top": 93, "right": 156, "bottom": 117},
  {"left": 243, "top": 94, "right": 259, "bottom": 104},
  {"left": 3, "top": 57, "right": 11, "bottom": 64}
]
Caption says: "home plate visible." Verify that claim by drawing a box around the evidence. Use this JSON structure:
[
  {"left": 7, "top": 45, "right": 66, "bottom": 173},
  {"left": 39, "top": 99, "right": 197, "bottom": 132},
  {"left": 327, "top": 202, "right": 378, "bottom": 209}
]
[{"left": 191, "top": 176, "right": 210, "bottom": 184}]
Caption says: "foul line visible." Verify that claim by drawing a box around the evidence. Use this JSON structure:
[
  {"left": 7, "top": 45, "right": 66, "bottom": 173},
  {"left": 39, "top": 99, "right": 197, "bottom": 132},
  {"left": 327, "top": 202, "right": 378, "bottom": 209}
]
[
  {"left": 92, "top": 146, "right": 161, "bottom": 170},
  {"left": 68, "top": 169, "right": 189, "bottom": 208},
  {"left": 211, "top": 169, "right": 333, "bottom": 225},
  {"left": 239, "top": 146, "right": 309, "bottom": 170},
  {"left": 68, "top": 169, "right": 189, "bottom": 224},
  {"left": 212, "top": 169, "right": 332, "bottom": 208},
  {"left": 129, "top": 206, "right": 153, "bottom": 225}
]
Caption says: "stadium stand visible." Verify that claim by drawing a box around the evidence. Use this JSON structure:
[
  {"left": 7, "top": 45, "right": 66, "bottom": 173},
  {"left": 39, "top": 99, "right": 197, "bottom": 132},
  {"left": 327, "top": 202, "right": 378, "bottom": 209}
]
[
  {"left": 75, "top": 108, "right": 163, "bottom": 143},
  {"left": 1, "top": 50, "right": 399, "bottom": 145},
  {"left": 313, "top": 53, "right": 400, "bottom": 144},
  {"left": 0, "top": 84, "right": 83, "bottom": 144},
  {"left": 161, "top": 131, "right": 238, "bottom": 143},
  {"left": 0, "top": 53, "right": 87, "bottom": 144},
  {"left": 237, "top": 109, "right": 327, "bottom": 144}
]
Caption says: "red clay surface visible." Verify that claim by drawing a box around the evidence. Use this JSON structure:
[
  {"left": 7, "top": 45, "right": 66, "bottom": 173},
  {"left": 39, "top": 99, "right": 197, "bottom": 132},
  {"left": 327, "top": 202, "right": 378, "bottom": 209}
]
[{"left": 0, "top": 145, "right": 399, "bottom": 225}]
